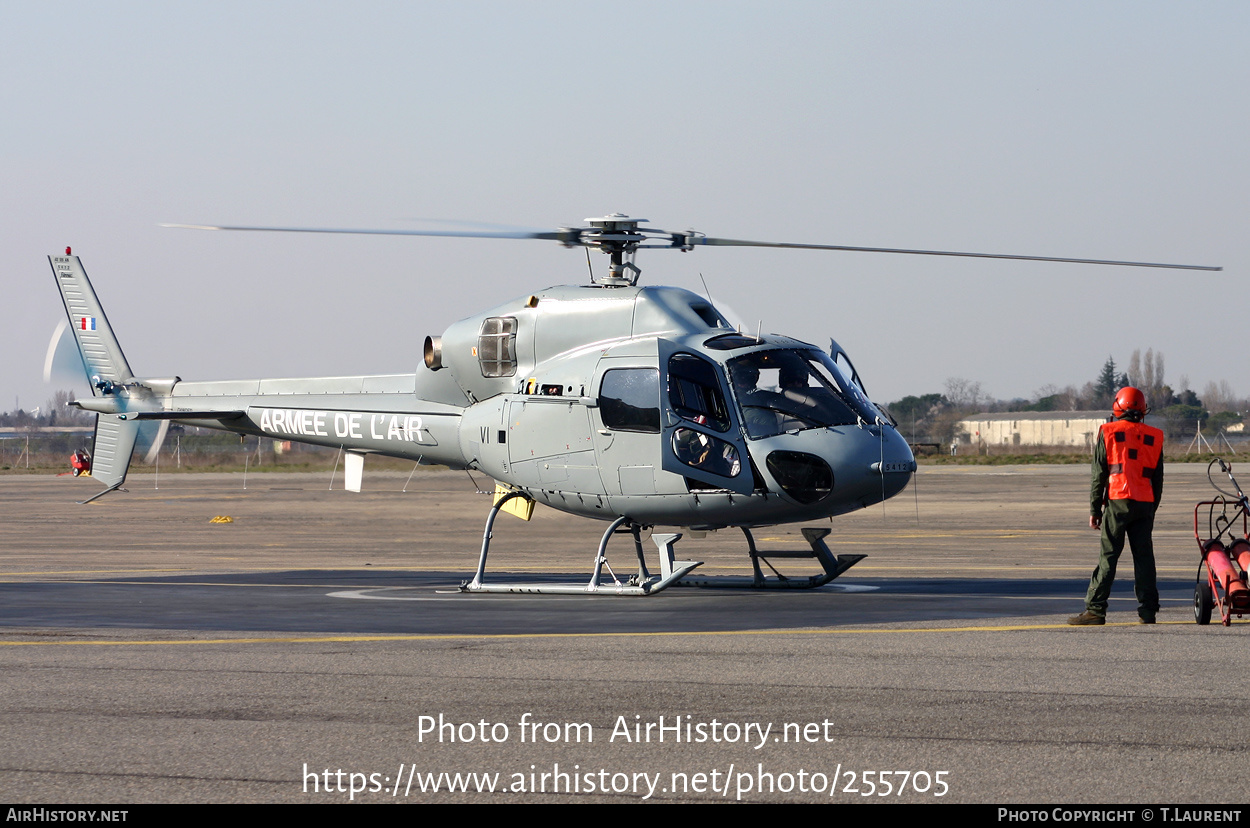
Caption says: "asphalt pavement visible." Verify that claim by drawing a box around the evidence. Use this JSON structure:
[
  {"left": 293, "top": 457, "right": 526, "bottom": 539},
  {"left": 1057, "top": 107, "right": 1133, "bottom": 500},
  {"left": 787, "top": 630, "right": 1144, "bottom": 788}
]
[{"left": 0, "top": 464, "right": 1244, "bottom": 803}]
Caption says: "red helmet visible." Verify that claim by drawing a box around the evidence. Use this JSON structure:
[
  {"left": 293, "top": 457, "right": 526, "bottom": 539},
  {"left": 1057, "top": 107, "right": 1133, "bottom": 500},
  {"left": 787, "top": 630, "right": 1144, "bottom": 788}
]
[{"left": 1113, "top": 387, "right": 1148, "bottom": 418}]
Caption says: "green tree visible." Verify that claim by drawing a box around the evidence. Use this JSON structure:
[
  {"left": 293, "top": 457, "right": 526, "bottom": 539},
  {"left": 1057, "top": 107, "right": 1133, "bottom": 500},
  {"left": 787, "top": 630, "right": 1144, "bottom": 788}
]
[
  {"left": 1162, "top": 404, "right": 1207, "bottom": 439},
  {"left": 1206, "top": 410, "right": 1243, "bottom": 434},
  {"left": 1022, "top": 393, "right": 1061, "bottom": 412},
  {"left": 1095, "top": 356, "right": 1119, "bottom": 403},
  {"left": 884, "top": 393, "right": 947, "bottom": 442},
  {"left": 1173, "top": 388, "right": 1202, "bottom": 408}
]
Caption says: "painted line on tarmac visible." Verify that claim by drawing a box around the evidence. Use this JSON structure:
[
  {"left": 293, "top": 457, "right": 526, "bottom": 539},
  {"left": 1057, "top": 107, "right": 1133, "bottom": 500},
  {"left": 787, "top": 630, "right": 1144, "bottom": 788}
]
[
  {"left": 445, "top": 587, "right": 1186, "bottom": 604},
  {"left": 327, "top": 583, "right": 884, "bottom": 602},
  {"left": 0, "top": 577, "right": 1195, "bottom": 596},
  {"left": 93, "top": 493, "right": 252, "bottom": 502},
  {"left": 330, "top": 588, "right": 481, "bottom": 601},
  {"left": 0, "top": 578, "right": 425, "bottom": 590},
  {"left": 0, "top": 563, "right": 1194, "bottom": 578},
  {"left": 0, "top": 620, "right": 1204, "bottom": 647},
  {"left": 0, "top": 569, "right": 206, "bottom": 578}
]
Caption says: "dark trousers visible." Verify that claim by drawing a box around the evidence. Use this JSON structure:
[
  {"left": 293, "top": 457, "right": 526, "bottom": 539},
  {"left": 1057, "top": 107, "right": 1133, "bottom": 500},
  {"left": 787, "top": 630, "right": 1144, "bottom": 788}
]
[{"left": 1085, "top": 499, "right": 1159, "bottom": 618}]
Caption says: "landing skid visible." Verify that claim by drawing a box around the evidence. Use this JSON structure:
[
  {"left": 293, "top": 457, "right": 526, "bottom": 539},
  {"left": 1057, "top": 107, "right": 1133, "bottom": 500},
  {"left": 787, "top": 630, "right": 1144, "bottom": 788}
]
[
  {"left": 674, "top": 527, "right": 866, "bottom": 589},
  {"left": 460, "top": 492, "right": 702, "bottom": 596},
  {"left": 459, "top": 492, "right": 863, "bottom": 596},
  {"left": 78, "top": 483, "right": 127, "bottom": 505}
]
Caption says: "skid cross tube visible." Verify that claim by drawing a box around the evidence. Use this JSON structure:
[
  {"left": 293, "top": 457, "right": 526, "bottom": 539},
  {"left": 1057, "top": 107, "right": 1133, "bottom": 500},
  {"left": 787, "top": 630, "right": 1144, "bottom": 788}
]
[{"left": 460, "top": 493, "right": 701, "bottom": 596}]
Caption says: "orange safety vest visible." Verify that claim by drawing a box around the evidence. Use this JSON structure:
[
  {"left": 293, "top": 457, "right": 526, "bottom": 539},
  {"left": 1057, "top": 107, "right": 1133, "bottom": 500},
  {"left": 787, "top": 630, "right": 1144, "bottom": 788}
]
[{"left": 1101, "top": 419, "right": 1164, "bottom": 502}]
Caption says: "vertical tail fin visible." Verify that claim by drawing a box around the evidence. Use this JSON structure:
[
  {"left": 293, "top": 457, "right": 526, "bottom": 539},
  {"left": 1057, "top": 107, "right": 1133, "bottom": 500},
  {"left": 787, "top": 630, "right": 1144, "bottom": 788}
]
[
  {"left": 48, "top": 253, "right": 133, "bottom": 394},
  {"left": 49, "top": 253, "right": 139, "bottom": 500}
]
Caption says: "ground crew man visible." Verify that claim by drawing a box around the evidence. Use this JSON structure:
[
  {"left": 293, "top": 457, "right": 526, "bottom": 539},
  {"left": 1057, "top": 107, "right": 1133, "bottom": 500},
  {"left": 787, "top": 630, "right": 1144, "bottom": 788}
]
[{"left": 1069, "top": 387, "right": 1165, "bottom": 625}]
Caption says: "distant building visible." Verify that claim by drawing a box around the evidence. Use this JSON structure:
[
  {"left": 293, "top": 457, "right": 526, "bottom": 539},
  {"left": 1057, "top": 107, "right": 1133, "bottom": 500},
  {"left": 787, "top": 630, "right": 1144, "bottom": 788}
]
[{"left": 954, "top": 410, "right": 1163, "bottom": 450}]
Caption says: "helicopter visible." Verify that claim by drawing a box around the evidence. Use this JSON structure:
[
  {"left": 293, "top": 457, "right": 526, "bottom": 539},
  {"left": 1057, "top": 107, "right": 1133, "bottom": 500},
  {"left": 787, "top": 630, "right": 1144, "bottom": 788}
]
[{"left": 50, "top": 215, "right": 1220, "bottom": 596}]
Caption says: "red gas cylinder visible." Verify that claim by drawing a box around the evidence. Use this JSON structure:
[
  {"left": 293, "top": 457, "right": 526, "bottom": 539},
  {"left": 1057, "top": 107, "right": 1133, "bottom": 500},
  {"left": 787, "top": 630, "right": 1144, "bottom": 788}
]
[
  {"left": 1229, "top": 539, "right": 1250, "bottom": 580},
  {"left": 70, "top": 449, "right": 91, "bottom": 477},
  {"left": 1206, "top": 540, "right": 1250, "bottom": 611}
]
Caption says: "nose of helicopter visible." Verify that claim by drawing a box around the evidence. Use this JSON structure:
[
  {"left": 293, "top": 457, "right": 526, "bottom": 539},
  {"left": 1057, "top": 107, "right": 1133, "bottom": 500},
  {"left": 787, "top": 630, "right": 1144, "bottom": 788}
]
[
  {"left": 870, "top": 425, "right": 916, "bottom": 502},
  {"left": 840, "top": 422, "right": 915, "bottom": 506},
  {"left": 753, "top": 422, "right": 914, "bottom": 512}
]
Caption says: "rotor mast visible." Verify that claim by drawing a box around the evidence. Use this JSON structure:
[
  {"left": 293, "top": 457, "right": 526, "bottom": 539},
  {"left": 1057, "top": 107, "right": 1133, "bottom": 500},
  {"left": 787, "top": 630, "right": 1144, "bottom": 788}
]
[{"left": 571, "top": 214, "right": 677, "bottom": 287}]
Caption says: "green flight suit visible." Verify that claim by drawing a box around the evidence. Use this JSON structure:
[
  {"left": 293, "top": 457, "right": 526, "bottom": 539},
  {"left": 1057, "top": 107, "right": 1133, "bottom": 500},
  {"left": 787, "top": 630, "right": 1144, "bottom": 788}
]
[{"left": 1084, "top": 418, "right": 1164, "bottom": 619}]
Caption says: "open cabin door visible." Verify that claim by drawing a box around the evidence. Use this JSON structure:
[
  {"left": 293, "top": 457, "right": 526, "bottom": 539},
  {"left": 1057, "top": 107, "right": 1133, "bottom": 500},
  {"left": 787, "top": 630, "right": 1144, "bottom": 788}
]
[{"left": 658, "top": 339, "right": 754, "bottom": 495}]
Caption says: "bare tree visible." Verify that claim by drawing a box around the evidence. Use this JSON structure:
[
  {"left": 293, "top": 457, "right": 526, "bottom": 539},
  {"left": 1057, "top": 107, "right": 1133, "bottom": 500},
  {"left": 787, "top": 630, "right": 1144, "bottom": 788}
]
[
  {"left": 1031, "top": 384, "right": 1060, "bottom": 409},
  {"left": 944, "top": 377, "right": 985, "bottom": 411},
  {"left": 45, "top": 390, "right": 93, "bottom": 427},
  {"left": 1203, "top": 380, "right": 1237, "bottom": 413},
  {"left": 1063, "top": 384, "right": 1086, "bottom": 410},
  {"left": 1135, "top": 349, "right": 1167, "bottom": 403}
]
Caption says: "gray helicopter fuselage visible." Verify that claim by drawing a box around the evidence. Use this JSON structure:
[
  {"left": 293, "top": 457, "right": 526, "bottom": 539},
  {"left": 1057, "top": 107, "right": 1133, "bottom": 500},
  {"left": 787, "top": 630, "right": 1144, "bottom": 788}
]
[
  {"left": 93, "top": 278, "right": 914, "bottom": 530},
  {"left": 417, "top": 283, "right": 911, "bottom": 528}
]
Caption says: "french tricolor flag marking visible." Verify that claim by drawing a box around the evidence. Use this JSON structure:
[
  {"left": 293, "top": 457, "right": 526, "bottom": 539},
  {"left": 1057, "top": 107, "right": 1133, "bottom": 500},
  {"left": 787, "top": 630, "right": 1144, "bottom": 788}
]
[{"left": 79, "top": 316, "right": 96, "bottom": 331}]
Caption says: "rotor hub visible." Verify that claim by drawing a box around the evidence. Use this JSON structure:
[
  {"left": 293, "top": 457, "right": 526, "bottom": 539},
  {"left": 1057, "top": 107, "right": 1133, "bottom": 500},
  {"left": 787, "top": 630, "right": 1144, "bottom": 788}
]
[{"left": 570, "top": 215, "right": 649, "bottom": 286}]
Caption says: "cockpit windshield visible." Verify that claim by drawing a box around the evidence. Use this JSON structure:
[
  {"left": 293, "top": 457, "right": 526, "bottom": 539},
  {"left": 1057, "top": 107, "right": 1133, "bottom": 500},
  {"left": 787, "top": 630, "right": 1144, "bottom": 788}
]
[{"left": 727, "top": 349, "right": 882, "bottom": 438}]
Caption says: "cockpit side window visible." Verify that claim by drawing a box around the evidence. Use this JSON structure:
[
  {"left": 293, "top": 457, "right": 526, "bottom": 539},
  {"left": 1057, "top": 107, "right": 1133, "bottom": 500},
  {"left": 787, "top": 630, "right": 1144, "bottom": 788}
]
[
  {"left": 667, "top": 353, "right": 731, "bottom": 433},
  {"left": 599, "top": 368, "right": 660, "bottom": 433},
  {"left": 811, "top": 351, "right": 880, "bottom": 420},
  {"left": 728, "top": 349, "right": 877, "bottom": 438},
  {"left": 478, "top": 317, "right": 518, "bottom": 378},
  {"left": 830, "top": 350, "right": 866, "bottom": 396}
]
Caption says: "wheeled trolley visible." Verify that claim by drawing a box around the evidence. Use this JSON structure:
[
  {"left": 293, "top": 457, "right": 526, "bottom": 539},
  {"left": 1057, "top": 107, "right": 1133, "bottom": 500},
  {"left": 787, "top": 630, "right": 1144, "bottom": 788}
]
[{"left": 1192, "top": 459, "right": 1250, "bottom": 625}]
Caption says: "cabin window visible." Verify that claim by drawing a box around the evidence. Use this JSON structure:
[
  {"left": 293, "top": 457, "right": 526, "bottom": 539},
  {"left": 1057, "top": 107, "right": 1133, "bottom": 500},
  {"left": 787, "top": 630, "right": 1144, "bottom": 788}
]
[
  {"left": 667, "top": 353, "right": 732, "bottom": 433},
  {"left": 690, "top": 303, "right": 729, "bottom": 328},
  {"left": 704, "top": 333, "right": 760, "bottom": 350},
  {"left": 478, "top": 317, "right": 518, "bottom": 377},
  {"left": 672, "top": 427, "right": 741, "bottom": 478},
  {"left": 599, "top": 368, "right": 660, "bottom": 433}
]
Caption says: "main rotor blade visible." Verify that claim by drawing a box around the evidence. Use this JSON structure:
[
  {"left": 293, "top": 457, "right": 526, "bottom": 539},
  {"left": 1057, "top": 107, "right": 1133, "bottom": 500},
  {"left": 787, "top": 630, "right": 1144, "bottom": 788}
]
[
  {"left": 690, "top": 236, "right": 1222, "bottom": 271},
  {"left": 396, "top": 217, "right": 555, "bottom": 233},
  {"left": 163, "top": 221, "right": 1221, "bottom": 272},
  {"left": 161, "top": 223, "right": 569, "bottom": 242}
]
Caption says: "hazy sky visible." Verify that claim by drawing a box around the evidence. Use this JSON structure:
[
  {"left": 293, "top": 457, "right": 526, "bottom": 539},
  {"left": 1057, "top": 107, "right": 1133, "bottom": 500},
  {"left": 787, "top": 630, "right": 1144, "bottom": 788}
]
[{"left": 4, "top": 2, "right": 1246, "bottom": 413}]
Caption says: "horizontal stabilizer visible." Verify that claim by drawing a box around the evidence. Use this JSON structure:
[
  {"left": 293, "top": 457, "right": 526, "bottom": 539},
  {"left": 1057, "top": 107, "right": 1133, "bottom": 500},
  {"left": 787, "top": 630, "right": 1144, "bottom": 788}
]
[{"left": 121, "top": 410, "right": 247, "bottom": 421}]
